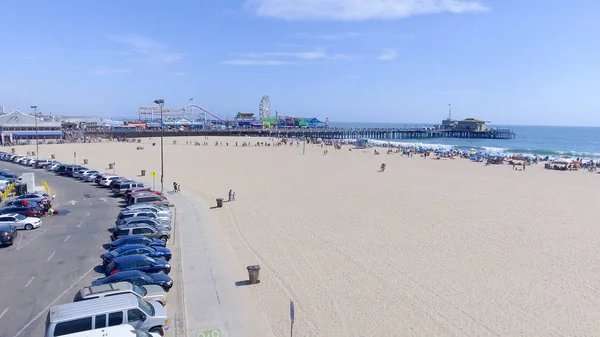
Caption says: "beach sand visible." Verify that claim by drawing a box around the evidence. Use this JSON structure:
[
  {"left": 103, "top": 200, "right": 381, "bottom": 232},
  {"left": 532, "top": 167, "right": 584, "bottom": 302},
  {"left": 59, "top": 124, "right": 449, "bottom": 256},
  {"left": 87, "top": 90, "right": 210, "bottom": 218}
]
[{"left": 18, "top": 137, "right": 600, "bottom": 336}]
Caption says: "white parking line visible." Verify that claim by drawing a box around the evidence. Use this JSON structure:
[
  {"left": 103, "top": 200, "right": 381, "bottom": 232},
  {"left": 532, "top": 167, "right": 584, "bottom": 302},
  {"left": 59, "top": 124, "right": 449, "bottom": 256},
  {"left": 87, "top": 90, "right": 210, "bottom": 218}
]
[
  {"left": 24, "top": 277, "right": 35, "bottom": 288},
  {"left": 86, "top": 212, "right": 90, "bottom": 216},
  {"left": 47, "top": 252, "right": 55, "bottom": 261},
  {"left": 77, "top": 221, "right": 83, "bottom": 228},
  {"left": 0, "top": 307, "right": 8, "bottom": 320},
  {"left": 63, "top": 235, "right": 71, "bottom": 242},
  {"left": 14, "top": 265, "right": 96, "bottom": 337}
]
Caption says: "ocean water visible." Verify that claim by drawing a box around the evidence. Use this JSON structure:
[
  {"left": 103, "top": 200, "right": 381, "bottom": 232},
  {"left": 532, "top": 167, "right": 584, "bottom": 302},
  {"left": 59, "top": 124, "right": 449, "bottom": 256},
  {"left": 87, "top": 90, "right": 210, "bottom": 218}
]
[{"left": 329, "top": 122, "right": 600, "bottom": 159}]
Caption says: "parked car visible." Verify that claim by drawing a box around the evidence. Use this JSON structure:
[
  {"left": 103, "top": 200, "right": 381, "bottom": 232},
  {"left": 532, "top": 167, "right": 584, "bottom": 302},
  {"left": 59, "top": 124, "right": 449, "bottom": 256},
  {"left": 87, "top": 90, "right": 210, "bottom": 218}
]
[
  {"left": 83, "top": 172, "right": 101, "bottom": 182},
  {"left": 128, "top": 193, "right": 169, "bottom": 207},
  {"left": 102, "top": 244, "right": 172, "bottom": 265},
  {"left": 116, "top": 216, "right": 171, "bottom": 230},
  {"left": 111, "top": 223, "right": 170, "bottom": 243},
  {"left": 78, "top": 170, "right": 99, "bottom": 179},
  {"left": 122, "top": 205, "right": 172, "bottom": 218},
  {"left": 0, "top": 213, "right": 42, "bottom": 230},
  {"left": 113, "top": 182, "right": 144, "bottom": 197},
  {"left": 109, "top": 236, "right": 166, "bottom": 250},
  {"left": 99, "top": 175, "right": 121, "bottom": 187},
  {"left": 91, "top": 270, "right": 173, "bottom": 291},
  {"left": 0, "top": 224, "right": 17, "bottom": 246},
  {"left": 0, "top": 205, "right": 43, "bottom": 217},
  {"left": 0, "top": 171, "right": 18, "bottom": 180},
  {"left": 74, "top": 281, "right": 167, "bottom": 306},
  {"left": 65, "top": 165, "right": 86, "bottom": 177},
  {"left": 117, "top": 211, "right": 171, "bottom": 224},
  {"left": 105, "top": 255, "right": 171, "bottom": 276},
  {"left": 5, "top": 193, "right": 50, "bottom": 205},
  {"left": 45, "top": 163, "right": 61, "bottom": 171},
  {"left": 34, "top": 159, "right": 52, "bottom": 168}
]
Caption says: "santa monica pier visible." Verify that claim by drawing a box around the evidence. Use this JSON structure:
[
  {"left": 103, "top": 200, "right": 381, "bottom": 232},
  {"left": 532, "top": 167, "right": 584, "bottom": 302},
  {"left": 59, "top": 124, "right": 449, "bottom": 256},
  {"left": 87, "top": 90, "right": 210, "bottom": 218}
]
[{"left": 0, "top": 97, "right": 515, "bottom": 145}]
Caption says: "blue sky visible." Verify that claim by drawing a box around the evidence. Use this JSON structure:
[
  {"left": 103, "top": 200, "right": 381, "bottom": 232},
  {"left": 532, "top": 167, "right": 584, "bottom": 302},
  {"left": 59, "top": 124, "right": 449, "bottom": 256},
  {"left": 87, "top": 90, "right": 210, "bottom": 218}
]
[{"left": 1, "top": 0, "right": 599, "bottom": 126}]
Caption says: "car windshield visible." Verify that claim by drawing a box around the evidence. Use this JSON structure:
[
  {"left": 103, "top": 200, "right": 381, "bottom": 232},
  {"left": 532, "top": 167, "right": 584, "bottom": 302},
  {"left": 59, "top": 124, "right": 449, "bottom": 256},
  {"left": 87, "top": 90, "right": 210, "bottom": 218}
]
[
  {"left": 14, "top": 214, "right": 26, "bottom": 220},
  {"left": 132, "top": 284, "right": 147, "bottom": 296},
  {"left": 137, "top": 297, "right": 155, "bottom": 316},
  {"left": 108, "top": 250, "right": 120, "bottom": 257},
  {"left": 144, "top": 256, "right": 156, "bottom": 264}
]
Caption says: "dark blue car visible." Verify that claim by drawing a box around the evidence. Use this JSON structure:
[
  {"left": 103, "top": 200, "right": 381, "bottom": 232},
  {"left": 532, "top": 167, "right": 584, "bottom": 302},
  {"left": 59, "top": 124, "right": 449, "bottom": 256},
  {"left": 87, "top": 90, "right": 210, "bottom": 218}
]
[
  {"left": 92, "top": 270, "right": 173, "bottom": 291},
  {"left": 109, "top": 235, "right": 165, "bottom": 250},
  {"left": 102, "top": 244, "right": 172, "bottom": 265},
  {"left": 105, "top": 255, "right": 171, "bottom": 276}
]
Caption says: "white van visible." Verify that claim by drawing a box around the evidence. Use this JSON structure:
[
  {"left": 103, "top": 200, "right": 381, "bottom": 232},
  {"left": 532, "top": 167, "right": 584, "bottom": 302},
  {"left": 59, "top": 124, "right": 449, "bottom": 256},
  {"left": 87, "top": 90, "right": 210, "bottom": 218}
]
[
  {"left": 61, "top": 324, "right": 161, "bottom": 336},
  {"left": 44, "top": 294, "right": 168, "bottom": 336}
]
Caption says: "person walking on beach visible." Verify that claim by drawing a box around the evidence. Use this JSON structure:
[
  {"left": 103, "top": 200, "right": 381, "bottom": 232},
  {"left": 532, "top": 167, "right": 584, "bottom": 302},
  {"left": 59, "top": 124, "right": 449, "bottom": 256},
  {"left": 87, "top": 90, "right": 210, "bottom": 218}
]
[
  {"left": 228, "top": 189, "right": 233, "bottom": 202},
  {"left": 173, "top": 181, "right": 178, "bottom": 193}
]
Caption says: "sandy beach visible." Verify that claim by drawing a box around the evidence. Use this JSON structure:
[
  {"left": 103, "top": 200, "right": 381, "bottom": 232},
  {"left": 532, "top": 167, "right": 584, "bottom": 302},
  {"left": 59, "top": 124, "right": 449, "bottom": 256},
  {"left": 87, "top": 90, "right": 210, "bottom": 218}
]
[{"left": 17, "top": 137, "right": 600, "bottom": 336}]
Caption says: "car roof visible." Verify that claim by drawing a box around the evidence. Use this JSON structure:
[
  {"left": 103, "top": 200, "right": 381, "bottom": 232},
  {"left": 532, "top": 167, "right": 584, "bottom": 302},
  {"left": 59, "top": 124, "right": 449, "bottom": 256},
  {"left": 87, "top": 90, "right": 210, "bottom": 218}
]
[
  {"left": 48, "top": 294, "right": 138, "bottom": 323},
  {"left": 117, "top": 223, "right": 156, "bottom": 229},
  {"left": 83, "top": 282, "right": 134, "bottom": 296},
  {"left": 0, "top": 213, "right": 22, "bottom": 218},
  {"left": 113, "top": 255, "right": 152, "bottom": 263},
  {"left": 115, "top": 244, "right": 148, "bottom": 251}
]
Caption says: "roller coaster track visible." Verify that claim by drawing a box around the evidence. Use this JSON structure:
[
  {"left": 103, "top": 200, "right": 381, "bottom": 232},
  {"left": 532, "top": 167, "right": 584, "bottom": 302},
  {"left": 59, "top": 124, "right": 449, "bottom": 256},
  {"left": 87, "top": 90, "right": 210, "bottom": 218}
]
[
  {"left": 173, "top": 104, "right": 225, "bottom": 121},
  {"left": 138, "top": 104, "right": 225, "bottom": 121}
]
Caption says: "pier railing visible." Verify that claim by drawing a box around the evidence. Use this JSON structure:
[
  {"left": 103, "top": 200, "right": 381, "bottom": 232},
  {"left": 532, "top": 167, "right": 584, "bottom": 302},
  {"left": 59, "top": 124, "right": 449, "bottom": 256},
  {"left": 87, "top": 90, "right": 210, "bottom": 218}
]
[{"left": 85, "top": 127, "right": 515, "bottom": 140}]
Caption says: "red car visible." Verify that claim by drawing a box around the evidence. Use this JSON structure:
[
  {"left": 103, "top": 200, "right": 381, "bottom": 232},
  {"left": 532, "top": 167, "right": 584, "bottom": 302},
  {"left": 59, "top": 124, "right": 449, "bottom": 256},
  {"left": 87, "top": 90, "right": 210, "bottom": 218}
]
[{"left": 0, "top": 206, "right": 43, "bottom": 217}]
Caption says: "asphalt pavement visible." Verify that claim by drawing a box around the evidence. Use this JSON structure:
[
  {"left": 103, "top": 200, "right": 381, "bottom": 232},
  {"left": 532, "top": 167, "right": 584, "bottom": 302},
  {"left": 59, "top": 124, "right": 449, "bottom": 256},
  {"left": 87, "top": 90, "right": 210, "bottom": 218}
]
[{"left": 0, "top": 162, "right": 122, "bottom": 337}]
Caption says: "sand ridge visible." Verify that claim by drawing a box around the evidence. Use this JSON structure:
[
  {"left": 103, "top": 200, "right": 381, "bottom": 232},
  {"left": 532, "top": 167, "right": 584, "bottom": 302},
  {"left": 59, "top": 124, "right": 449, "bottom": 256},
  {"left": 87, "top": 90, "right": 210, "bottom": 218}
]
[{"left": 18, "top": 137, "right": 600, "bottom": 336}]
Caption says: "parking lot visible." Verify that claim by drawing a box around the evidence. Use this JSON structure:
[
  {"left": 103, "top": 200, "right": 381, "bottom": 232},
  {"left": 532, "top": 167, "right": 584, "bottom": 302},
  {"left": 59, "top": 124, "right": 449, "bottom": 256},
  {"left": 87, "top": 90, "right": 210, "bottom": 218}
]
[{"left": 0, "top": 160, "right": 184, "bottom": 337}]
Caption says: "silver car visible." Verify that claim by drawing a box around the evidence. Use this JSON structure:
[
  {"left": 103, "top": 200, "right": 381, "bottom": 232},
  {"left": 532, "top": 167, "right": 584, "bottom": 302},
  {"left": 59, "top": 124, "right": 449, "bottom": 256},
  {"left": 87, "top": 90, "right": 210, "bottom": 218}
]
[
  {"left": 116, "top": 217, "right": 171, "bottom": 230},
  {"left": 0, "top": 213, "right": 42, "bottom": 230},
  {"left": 74, "top": 282, "right": 167, "bottom": 306}
]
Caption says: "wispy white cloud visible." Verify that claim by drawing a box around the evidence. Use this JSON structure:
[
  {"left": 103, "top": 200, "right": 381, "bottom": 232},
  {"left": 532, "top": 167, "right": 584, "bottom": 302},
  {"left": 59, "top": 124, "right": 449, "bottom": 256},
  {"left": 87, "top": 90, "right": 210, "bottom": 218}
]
[
  {"left": 232, "top": 48, "right": 352, "bottom": 61},
  {"left": 378, "top": 49, "right": 398, "bottom": 61},
  {"left": 295, "top": 32, "right": 363, "bottom": 40},
  {"left": 108, "top": 34, "right": 185, "bottom": 63},
  {"left": 246, "top": 0, "right": 490, "bottom": 21},
  {"left": 90, "top": 67, "right": 131, "bottom": 76},
  {"left": 220, "top": 59, "right": 292, "bottom": 66}
]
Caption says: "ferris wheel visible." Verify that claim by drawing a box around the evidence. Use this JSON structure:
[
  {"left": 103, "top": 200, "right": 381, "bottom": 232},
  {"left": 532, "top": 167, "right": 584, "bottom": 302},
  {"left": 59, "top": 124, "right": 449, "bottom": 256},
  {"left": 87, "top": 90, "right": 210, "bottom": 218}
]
[{"left": 259, "top": 95, "right": 271, "bottom": 119}]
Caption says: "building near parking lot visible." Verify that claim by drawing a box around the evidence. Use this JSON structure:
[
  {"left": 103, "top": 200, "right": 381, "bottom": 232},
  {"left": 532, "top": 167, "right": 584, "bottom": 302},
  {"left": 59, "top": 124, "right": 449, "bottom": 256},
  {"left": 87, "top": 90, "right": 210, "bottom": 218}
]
[{"left": 0, "top": 110, "right": 63, "bottom": 145}]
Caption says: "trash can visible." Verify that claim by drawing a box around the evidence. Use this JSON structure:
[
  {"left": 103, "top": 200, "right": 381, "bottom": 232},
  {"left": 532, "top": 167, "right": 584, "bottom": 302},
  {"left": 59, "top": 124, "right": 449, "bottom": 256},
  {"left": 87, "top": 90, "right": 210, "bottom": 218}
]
[
  {"left": 216, "top": 198, "right": 224, "bottom": 208},
  {"left": 108, "top": 163, "right": 114, "bottom": 169},
  {"left": 247, "top": 265, "right": 261, "bottom": 284},
  {"left": 83, "top": 159, "right": 88, "bottom": 164},
  {"left": 140, "top": 170, "right": 146, "bottom": 176},
  {"left": 51, "top": 154, "right": 55, "bottom": 159}
]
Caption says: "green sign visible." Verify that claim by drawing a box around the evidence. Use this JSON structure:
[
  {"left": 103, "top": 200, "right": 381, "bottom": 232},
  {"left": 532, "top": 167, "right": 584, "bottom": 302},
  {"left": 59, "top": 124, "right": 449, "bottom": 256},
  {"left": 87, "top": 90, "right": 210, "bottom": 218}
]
[{"left": 197, "top": 329, "right": 221, "bottom": 337}]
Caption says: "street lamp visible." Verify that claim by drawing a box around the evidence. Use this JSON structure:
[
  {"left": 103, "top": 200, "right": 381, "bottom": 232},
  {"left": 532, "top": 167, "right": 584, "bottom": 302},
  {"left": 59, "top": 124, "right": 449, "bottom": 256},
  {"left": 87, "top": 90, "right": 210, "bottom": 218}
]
[
  {"left": 30, "top": 105, "right": 39, "bottom": 160},
  {"left": 154, "top": 99, "right": 165, "bottom": 192}
]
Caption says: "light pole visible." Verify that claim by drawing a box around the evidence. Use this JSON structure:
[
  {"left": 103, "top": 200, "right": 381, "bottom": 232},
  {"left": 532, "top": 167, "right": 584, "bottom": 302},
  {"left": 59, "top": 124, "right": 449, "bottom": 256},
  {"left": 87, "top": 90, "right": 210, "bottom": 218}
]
[
  {"left": 30, "top": 105, "right": 39, "bottom": 160},
  {"left": 154, "top": 99, "right": 165, "bottom": 192}
]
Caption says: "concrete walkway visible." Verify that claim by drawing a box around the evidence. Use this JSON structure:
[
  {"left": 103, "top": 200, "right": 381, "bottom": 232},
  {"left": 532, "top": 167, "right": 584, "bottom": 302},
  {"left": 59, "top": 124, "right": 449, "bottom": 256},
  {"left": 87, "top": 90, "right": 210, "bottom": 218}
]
[{"left": 168, "top": 191, "right": 275, "bottom": 337}]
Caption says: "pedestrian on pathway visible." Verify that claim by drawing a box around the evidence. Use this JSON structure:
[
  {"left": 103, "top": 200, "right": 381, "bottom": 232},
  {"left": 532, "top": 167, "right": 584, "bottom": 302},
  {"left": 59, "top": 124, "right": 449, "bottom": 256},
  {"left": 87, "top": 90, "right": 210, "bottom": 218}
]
[
  {"left": 228, "top": 189, "right": 233, "bottom": 202},
  {"left": 173, "top": 181, "right": 178, "bottom": 193}
]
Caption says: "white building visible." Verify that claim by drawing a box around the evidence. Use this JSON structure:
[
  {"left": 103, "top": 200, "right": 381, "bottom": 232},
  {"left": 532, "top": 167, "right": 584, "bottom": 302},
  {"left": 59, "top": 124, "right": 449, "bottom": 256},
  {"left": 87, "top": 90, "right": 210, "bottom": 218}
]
[{"left": 0, "top": 110, "right": 63, "bottom": 145}]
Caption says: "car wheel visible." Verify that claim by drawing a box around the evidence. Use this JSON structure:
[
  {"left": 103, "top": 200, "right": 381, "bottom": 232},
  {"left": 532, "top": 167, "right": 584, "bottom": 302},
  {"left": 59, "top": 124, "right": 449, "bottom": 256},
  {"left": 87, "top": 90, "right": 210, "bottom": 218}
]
[
  {"left": 25, "top": 224, "right": 33, "bottom": 230},
  {"left": 159, "top": 236, "right": 168, "bottom": 243},
  {"left": 149, "top": 327, "right": 165, "bottom": 336}
]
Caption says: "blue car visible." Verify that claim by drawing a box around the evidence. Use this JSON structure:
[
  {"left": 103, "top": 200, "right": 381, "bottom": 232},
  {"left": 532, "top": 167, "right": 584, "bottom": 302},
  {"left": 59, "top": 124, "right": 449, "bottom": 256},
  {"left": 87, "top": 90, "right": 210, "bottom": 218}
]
[
  {"left": 102, "top": 244, "right": 172, "bottom": 265},
  {"left": 109, "top": 235, "right": 165, "bottom": 250},
  {"left": 105, "top": 255, "right": 171, "bottom": 276},
  {"left": 92, "top": 270, "right": 173, "bottom": 291}
]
